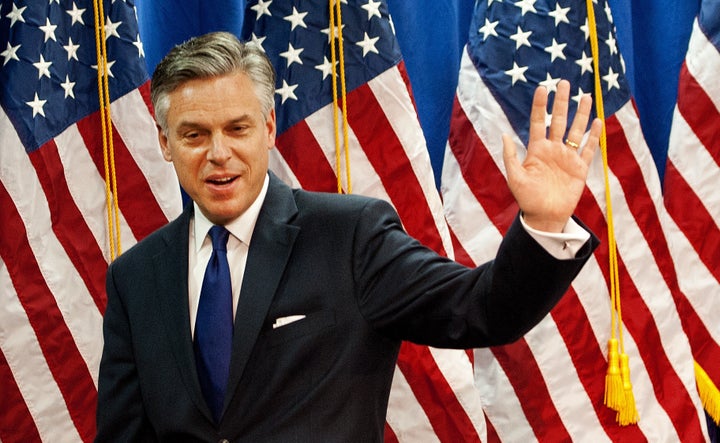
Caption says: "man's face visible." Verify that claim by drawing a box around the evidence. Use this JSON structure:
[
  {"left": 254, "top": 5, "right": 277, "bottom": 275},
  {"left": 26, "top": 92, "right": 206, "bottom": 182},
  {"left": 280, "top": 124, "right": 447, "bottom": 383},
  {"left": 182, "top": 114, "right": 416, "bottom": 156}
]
[{"left": 158, "top": 72, "right": 276, "bottom": 225}]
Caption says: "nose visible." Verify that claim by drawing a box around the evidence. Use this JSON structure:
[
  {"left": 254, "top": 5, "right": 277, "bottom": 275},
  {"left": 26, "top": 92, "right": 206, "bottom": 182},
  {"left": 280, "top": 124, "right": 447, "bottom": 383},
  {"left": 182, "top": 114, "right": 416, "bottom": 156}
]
[{"left": 207, "top": 134, "right": 232, "bottom": 164}]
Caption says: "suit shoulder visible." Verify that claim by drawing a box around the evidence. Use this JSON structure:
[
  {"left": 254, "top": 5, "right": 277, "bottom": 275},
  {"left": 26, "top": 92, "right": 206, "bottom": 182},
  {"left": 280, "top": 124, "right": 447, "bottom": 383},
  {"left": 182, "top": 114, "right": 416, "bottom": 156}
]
[
  {"left": 289, "top": 189, "right": 402, "bottom": 228},
  {"left": 291, "top": 188, "right": 395, "bottom": 215}
]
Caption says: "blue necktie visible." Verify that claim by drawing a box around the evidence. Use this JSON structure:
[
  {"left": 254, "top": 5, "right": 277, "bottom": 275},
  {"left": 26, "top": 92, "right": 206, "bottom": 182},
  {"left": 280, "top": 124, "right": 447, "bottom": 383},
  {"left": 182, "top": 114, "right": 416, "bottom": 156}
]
[{"left": 194, "top": 225, "right": 233, "bottom": 423}]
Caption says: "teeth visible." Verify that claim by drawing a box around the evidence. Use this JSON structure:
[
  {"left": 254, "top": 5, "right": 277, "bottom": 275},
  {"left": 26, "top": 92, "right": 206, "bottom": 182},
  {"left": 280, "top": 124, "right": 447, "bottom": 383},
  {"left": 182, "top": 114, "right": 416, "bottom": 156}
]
[{"left": 212, "top": 177, "right": 233, "bottom": 183}]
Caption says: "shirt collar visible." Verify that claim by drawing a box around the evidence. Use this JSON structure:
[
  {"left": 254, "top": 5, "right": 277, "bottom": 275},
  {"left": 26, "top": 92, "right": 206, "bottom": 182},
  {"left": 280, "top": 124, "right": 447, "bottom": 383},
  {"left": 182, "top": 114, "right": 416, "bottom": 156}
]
[{"left": 192, "top": 173, "right": 270, "bottom": 252}]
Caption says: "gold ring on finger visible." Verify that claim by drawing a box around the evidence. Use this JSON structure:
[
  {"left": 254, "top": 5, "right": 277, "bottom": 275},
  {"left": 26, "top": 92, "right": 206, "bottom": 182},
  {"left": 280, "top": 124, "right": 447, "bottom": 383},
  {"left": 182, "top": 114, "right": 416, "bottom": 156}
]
[{"left": 565, "top": 139, "right": 580, "bottom": 149}]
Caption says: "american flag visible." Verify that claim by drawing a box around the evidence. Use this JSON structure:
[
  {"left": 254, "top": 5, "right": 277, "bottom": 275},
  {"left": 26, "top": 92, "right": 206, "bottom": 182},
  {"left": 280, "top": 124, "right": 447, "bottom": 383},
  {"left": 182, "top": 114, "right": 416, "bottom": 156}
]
[
  {"left": 442, "top": 0, "right": 712, "bottom": 440},
  {"left": 665, "top": 0, "right": 720, "bottom": 428},
  {"left": 242, "top": 0, "right": 490, "bottom": 440},
  {"left": 0, "top": 0, "right": 181, "bottom": 441}
]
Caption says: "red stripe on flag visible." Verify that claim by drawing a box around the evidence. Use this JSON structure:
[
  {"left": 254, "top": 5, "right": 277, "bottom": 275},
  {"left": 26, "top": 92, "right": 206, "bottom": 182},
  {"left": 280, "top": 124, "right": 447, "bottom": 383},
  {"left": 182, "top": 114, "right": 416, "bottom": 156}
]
[
  {"left": 448, "top": 225, "right": 475, "bottom": 268},
  {"left": 137, "top": 81, "right": 155, "bottom": 118},
  {"left": 663, "top": 160, "right": 720, "bottom": 283},
  {"left": 447, "top": 97, "right": 518, "bottom": 231},
  {"left": 490, "top": 340, "right": 571, "bottom": 441},
  {"left": 552, "top": 289, "right": 647, "bottom": 441},
  {"left": 608, "top": 115, "right": 720, "bottom": 390},
  {"left": 384, "top": 422, "right": 399, "bottom": 443},
  {"left": 346, "top": 83, "right": 446, "bottom": 255},
  {"left": 664, "top": 161, "right": 720, "bottom": 281},
  {"left": 0, "top": 181, "right": 97, "bottom": 443},
  {"left": 619, "top": 257, "right": 704, "bottom": 440},
  {"left": 75, "top": 113, "right": 167, "bottom": 240},
  {"left": 572, "top": 175, "right": 704, "bottom": 440},
  {"left": 676, "top": 64, "right": 720, "bottom": 167},
  {"left": 396, "top": 62, "right": 420, "bottom": 115},
  {"left": 276, "top": 120, "right": 338, "bottom": 193},
  {"left": 485, "top": 413, "right": 501, "bottom": 443},
  {"left": 663, "top": 161, "right": 720, "bottom": 385},
  {"left": 28, "top": 140, "right": 108, "bottom": 313},
  {"left": 397, "top": 342, "right": 480, "bottom": 442},
  {"left": 0, "top": 349, "right": 41, "bottom": 443}
]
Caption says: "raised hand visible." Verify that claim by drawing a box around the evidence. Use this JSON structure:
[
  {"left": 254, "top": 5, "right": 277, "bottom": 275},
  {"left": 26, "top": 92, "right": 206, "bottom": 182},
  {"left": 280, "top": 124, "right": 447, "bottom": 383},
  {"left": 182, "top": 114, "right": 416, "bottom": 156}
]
[{"left": 502, "top": 79, "right": 602, "bottom": 232}]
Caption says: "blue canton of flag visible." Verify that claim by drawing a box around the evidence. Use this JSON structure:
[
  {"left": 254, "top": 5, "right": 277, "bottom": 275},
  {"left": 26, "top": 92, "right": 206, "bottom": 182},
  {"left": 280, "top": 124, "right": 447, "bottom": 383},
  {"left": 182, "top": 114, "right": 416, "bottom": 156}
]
[
  {"left": 241, "top": 0, "right": 401, "bottom": 135},
  {"left": 469, "top": 0, "right": 630, "bottom": 143},
  {"left": 0, "top": 0, "right": 147, "bottom": 152}
]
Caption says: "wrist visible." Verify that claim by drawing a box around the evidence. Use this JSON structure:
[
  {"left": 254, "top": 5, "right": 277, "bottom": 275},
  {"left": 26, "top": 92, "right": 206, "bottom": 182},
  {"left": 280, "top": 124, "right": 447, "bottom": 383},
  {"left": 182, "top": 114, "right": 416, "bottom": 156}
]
[{"left": 521, "top": 213, "right": 567, "bottom": 233}]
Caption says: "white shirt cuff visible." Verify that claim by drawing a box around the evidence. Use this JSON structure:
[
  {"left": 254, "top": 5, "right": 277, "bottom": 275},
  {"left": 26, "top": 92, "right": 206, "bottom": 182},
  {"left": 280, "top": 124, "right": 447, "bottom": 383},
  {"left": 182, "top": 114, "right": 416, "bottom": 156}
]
[{"left": 520, "top": 215, "right": 591, "bottom": 259}]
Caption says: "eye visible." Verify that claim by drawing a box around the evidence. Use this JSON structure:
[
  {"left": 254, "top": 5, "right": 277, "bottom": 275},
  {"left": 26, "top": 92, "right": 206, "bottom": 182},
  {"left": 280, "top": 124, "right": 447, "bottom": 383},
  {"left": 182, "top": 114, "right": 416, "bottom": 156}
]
[{"left": 182, "top": 130, "right": 202, "bottom": 141}]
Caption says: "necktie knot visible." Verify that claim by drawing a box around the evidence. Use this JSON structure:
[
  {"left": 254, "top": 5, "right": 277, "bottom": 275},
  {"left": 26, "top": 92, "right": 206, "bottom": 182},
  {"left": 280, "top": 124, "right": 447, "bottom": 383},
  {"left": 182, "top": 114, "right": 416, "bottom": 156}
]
[{"left": 208, "top": 225, "right": 229, "bottom": 252}]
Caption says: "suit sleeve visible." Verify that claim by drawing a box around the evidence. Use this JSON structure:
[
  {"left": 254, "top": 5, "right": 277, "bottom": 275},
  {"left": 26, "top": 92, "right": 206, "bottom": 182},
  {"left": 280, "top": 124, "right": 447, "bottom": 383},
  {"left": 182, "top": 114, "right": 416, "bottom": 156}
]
[
  {"left": 352, "top": 199, "right": 598, "bottom": 349},
  {"left": 95, "top": 263, "right": 156, "bottom": 442}
]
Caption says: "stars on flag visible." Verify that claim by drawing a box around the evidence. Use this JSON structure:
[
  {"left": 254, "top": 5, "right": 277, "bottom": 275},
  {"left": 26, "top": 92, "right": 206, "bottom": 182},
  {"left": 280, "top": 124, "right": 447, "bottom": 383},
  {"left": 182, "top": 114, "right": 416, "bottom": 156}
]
[
  {"left": 510, "top": 26, "right": 532, "bottom": 49},
  {"left": 478, "top": 18, "right": 500, "bottom": 41},
  {"left": 468, "top": 0, "right": 629, "bottom": 136},
  {"left": 39, "top": 18, "right": 58, "bottom": 42},
  {"left": 243, "top": 0, "right": 401, "bottom": 134},
  {"left": 361, "top": 0, "right": 382, "bottom": 19},
  {"left": 6, "top": 3, "right": 25, "bottom": 27},
  {"left": 356, "top": 32, "right": 380, "bottom": 56},
  {"left": 1, "top": 42, "right": 20, "bottom": 65},
  {"left": 1, "top": 0, "right": 149, "bottom": 151},
  {"left": 284, "top": 7, "right": 308, "bottom": 31},
  {"left": 105, "top": 17, "right": 122, "bottom": 40},
  {"left": 66, "top": 2, "right": 86, "bottom": 26},
  {"left": 26, "top": 93, "right": 47, "bottom": 118},
  {"left": 64, "top": 38, "right": 81, "bottom": 61}
]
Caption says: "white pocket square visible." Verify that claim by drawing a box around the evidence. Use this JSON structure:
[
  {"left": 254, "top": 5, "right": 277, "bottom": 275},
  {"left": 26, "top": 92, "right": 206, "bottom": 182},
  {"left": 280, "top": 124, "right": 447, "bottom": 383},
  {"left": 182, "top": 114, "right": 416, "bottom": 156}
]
[{"left": 272, "top": 315, "right": 306, "bottom": 329}]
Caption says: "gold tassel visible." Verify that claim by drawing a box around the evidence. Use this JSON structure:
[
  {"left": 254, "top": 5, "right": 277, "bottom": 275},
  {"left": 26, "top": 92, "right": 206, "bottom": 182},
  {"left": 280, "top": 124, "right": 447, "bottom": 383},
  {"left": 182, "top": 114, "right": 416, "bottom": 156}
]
[
  {"left": 695, "top": 361, "right": 720, "bottom": 425},
  {"left": 604, "top": 338, "right": 625, "bottom": 411},
  {"left": 617, "top": 353, "right": 638, "bottom": 425}
]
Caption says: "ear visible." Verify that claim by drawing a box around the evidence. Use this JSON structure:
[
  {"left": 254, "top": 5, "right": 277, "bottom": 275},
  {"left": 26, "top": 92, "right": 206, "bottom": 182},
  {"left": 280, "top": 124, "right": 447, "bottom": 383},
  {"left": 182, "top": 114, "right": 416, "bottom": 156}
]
[
  {"left": 266, "top": 108, "right": 277, "bottom": 151},
  {"left": 157, "top": 124, "right": 172, "bottom": 162}
]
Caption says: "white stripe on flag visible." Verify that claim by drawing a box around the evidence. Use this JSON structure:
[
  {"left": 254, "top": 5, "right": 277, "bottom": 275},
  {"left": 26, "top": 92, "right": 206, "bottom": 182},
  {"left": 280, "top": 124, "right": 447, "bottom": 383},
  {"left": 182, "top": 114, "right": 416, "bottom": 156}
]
[
  {"left": 305, "top": 104, "right": 391, "bottom": 199},
  {"left": 0, "top": 110, "right": 104, "bottom": 377},
  {"left": 473, "top": 347, "right": 538, "bottom": 443},
  {"left": 112, "top": 89, "right": 182, "bottom": 222},
  {"left": 0, "top": 262, "right": 82, "bottom": 443},
  {"left": 54, "top": 125, "right": 136, "bottom": 261},
  {"left": 428, "top": 347, "right": 487, "bottom": 440},
  {"left": 368, "top": 69, "right": 453, "bottom": 255},
  {"left": 386, "top": 366, "right": 441, "bottom": 442}
]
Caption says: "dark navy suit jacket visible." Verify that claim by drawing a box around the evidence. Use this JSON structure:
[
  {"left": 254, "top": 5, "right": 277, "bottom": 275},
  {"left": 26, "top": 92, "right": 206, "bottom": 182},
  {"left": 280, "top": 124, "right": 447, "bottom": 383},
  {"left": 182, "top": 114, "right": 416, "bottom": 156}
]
[{"left": 96, "top": 173, "right": 598, "bottom": 442}]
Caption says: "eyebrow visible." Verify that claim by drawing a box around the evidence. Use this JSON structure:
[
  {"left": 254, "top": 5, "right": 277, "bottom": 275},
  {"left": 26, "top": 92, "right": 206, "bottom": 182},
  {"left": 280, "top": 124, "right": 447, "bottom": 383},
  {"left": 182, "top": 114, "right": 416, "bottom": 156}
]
[{"left": 175, "top": 114, "right": 255, "bottom": 132}]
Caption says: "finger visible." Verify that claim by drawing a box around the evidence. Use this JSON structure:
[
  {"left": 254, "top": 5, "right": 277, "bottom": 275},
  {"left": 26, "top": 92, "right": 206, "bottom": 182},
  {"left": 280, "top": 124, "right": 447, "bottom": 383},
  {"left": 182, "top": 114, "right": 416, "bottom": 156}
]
[
  {"left": 548, "top": 80, "right": 571, "bottom": 142},
  {"left": 528, "top": 85, "right": 549, "bottom": 146},
  {"left": 565, "top": 91, "right": 593, "bottom": 148},
  {"left": 580, "top": 118, "right": 603, "bottom": 166},
  {"left": 502, "top": 133, "right": 520, "bottom": 177}
]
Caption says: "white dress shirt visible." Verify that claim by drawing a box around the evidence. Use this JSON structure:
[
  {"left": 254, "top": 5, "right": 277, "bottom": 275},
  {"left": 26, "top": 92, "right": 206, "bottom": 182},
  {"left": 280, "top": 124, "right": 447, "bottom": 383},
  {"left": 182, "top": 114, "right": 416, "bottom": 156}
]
[
  {"left": 186, "top": 173, "right": 589, "bottom": 335},
  {"left": 188, "top": 175, "right": 269, "bottom": 337}
]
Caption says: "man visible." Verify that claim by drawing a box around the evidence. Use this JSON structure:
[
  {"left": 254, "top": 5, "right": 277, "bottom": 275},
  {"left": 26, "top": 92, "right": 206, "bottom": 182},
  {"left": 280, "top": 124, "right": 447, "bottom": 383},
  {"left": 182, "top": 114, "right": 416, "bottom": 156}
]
[{"left": 96, "top": 32, "right": 601, "bottom": 442}]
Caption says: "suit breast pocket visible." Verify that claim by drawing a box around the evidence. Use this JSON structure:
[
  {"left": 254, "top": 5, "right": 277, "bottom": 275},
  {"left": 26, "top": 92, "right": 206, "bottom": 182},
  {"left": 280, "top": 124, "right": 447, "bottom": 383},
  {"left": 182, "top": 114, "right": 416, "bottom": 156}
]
[{"left": 265, "top": 309, "right": 336, "bottom": 348}]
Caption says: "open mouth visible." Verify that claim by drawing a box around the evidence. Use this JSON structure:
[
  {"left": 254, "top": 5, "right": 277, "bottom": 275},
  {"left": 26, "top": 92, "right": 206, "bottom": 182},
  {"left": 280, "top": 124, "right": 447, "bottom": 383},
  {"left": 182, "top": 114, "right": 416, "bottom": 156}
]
[{"left": 207, "top": 176, "right": 238, "bottom": 186}]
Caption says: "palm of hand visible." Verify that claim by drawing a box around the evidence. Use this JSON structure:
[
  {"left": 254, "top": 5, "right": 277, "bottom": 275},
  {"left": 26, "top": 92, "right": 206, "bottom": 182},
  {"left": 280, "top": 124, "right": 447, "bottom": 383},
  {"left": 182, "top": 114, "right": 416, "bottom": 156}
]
[{"left": 502, "top": 80, "right": 602, "bottom": 232}]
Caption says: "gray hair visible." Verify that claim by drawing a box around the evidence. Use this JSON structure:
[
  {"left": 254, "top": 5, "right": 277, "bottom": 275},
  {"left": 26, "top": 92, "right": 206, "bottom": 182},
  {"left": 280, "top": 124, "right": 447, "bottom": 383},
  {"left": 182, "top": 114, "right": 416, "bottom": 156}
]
[{"left": 150, "top": 32, "right": 276, "bottom": 132}]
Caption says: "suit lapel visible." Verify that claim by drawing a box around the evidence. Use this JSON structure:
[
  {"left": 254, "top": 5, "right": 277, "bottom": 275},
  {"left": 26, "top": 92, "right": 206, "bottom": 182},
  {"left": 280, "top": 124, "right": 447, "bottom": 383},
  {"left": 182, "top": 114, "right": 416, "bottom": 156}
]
[
  {"left": 223, "top": 174, "right": 300, "bottom": 413},
  {"left": 153, "top": 205, "right": 214, "bottom": 421}
]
